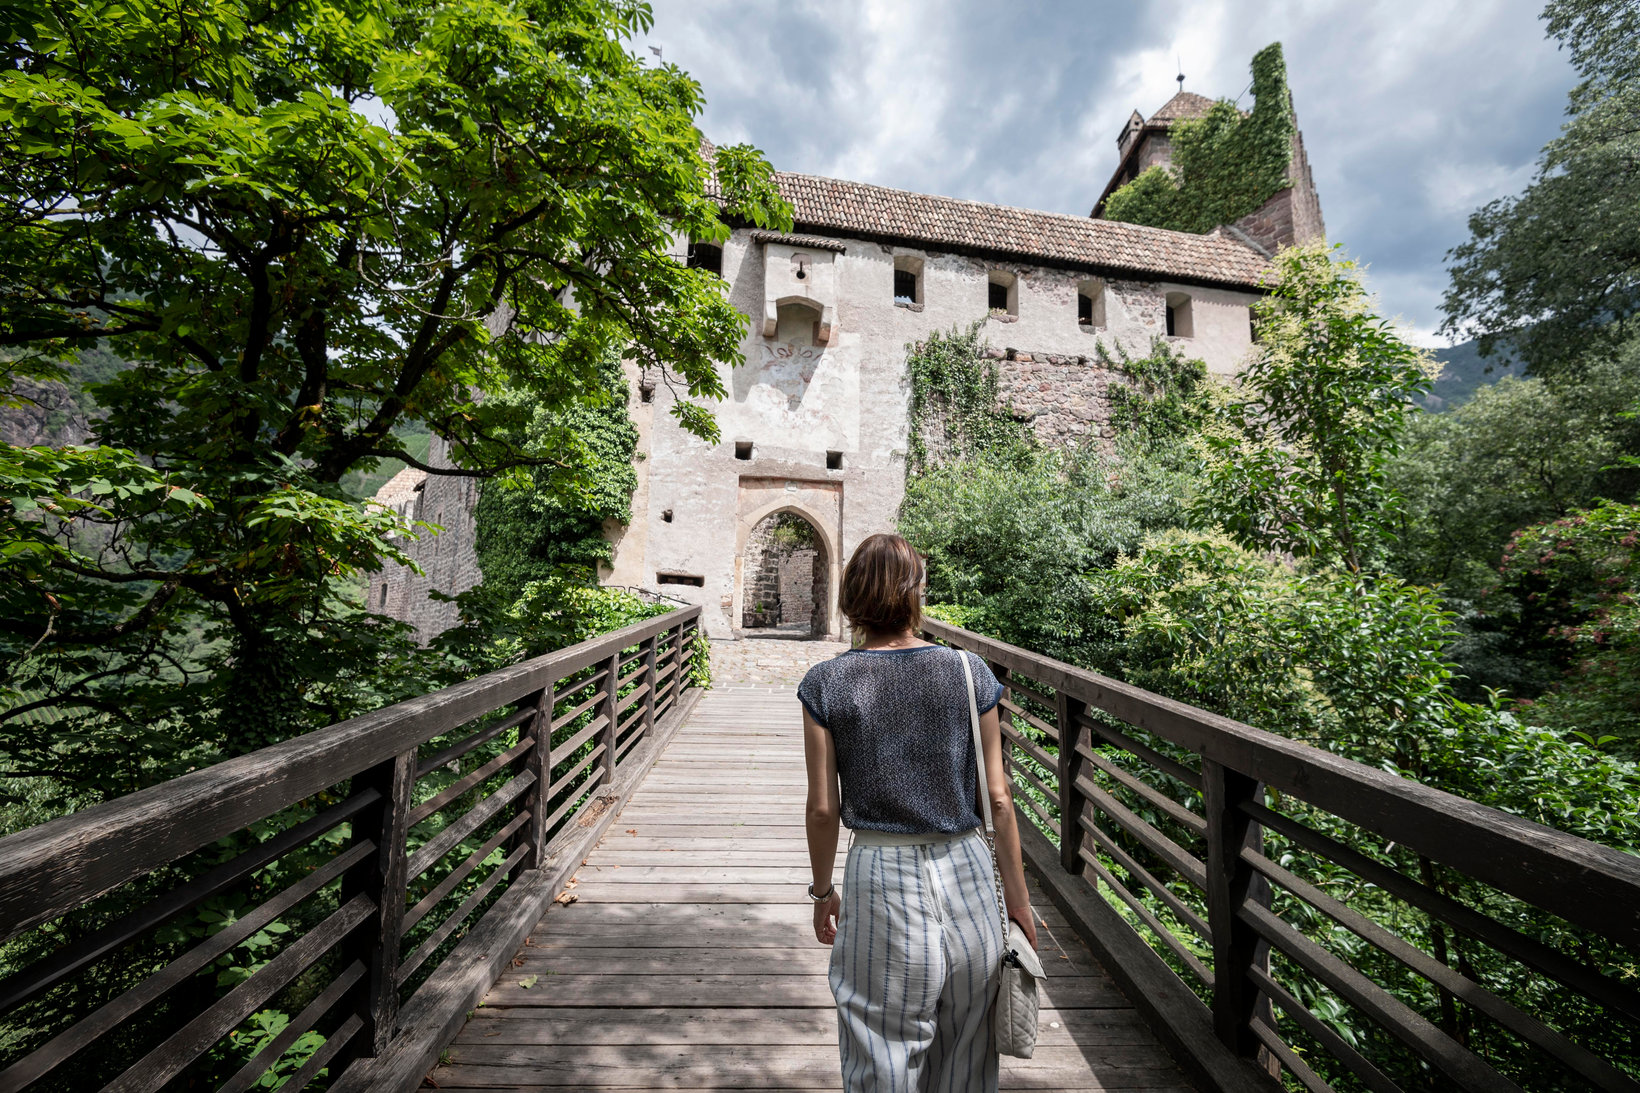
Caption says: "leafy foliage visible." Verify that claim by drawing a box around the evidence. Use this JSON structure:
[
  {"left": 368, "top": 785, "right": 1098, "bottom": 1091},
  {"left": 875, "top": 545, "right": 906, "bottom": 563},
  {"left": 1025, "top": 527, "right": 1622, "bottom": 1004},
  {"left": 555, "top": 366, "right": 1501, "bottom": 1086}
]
[
  {"left": 904, "top": 323, "right": 1031, "bottom": 475},
  {"left": 1102, "top": 43, "right": 1296, "bottom": 234},
  {"left": 473, "top": 348, "right": 639, "bottom": 602},
  {"left": 901, "top": 338, "right": 1219, "bottom": 667},
  {"left": 1440, "top": 0, "right": 1640, "bottom": 372},
  {"left": 1199, "top": 243, "right": 1434, "bottom": 572},
  {"left": 1492, "top": 500, "right": 1640, "bottom": 754},
  {"left": 1, "top": 0, "right": 784, "bottom": 787}
]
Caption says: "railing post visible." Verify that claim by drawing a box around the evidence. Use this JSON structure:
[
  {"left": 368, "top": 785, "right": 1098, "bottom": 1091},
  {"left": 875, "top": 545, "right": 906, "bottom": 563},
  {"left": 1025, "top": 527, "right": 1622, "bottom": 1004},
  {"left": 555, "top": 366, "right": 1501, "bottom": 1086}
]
[
  {"left": 642, "top": 634, "right": 659, "bottom": 741},
  {"left": 667, "top": 622, "right": 683, "bottom": 704},
  {"left": 682, "top": 619, "right": 699, "bottom": 693},
  {"left": 520, "top": 682, "right": 554, "bottom": 871},
  {"left": 1054, "top": 689, "right": 1088, "bottom": 874},
  {"left": 342, "top": 749, "right": 415, "bottom": 1056},
  {"left": 1202, "top": 758, "right": 1275, "bottom": 1067},
  {"left": 598, "top": 650, "right": 621, "bottom": 785}
]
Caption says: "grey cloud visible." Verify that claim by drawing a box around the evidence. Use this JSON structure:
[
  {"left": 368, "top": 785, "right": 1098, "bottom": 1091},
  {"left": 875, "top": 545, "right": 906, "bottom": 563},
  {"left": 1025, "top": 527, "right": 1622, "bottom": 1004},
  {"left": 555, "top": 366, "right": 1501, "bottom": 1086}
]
[{"left": 641, "top": 0, "right": 1576, "bottom": 343}]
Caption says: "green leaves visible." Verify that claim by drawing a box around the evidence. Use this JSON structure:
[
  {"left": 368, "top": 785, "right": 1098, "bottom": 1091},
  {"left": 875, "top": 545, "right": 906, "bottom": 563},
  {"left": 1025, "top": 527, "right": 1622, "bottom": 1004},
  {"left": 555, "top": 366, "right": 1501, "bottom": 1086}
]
[
  {"left": 1102, "top": 42, "right": 1296, "bottom": 235},
  {"left": 1198, "top": 242, "right": 1433, "bottom": 572},
  {"left": 1440, "top": 0, "right": 1640, "bottom": 372}
]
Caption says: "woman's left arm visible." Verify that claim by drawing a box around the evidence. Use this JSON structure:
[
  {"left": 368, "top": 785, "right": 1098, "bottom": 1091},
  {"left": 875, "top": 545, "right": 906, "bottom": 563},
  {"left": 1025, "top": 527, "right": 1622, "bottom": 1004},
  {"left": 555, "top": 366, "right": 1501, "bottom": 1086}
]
[{"left": 802, "top": 708, "right": 843, "bottom": 944}]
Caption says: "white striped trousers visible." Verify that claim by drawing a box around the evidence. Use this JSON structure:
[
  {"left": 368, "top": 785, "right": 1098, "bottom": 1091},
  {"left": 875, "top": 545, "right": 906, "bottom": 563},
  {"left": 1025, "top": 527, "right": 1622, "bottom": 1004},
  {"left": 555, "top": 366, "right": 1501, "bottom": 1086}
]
[{"left": 827, "top": 828, "right": 1005, "bottom": 1092}]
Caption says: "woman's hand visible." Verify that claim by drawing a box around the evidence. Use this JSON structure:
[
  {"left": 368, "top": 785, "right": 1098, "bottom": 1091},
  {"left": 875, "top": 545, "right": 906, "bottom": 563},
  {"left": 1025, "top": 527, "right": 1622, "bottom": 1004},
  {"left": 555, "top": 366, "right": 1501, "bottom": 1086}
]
[
  {"left": 1008, "top": 906, "right": 1038, "bottom": 951},
  {"left": 814, "top": 888, "right": 842, "bottom": 945}
]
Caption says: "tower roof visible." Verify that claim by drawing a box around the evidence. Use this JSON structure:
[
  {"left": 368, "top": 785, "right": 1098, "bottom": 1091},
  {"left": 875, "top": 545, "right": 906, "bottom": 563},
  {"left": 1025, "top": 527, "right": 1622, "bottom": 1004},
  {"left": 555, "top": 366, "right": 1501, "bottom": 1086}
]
[{"left": 1146, "top": 91, "right": 1217, "bottom": 125}]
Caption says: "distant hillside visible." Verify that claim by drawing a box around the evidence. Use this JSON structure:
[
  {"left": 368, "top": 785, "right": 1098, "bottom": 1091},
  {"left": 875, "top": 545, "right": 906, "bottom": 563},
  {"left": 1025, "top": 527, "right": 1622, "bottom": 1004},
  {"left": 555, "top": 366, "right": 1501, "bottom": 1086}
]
[{"left": 1420, "top": 339, "right": 1525, "bottom": 412}]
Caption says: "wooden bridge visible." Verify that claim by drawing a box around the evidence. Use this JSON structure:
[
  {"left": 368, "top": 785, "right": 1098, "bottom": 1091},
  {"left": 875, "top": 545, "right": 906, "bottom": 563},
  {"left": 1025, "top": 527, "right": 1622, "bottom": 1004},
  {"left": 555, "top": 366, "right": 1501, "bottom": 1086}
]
[{"left": 1, "top": 607, "right": 1638, "bottom": 1093}]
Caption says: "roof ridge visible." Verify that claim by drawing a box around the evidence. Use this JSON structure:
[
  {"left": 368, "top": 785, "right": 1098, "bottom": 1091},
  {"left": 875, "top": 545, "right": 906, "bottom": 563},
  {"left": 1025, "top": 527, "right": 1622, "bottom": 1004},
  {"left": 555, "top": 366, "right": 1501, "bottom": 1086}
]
[{"left": 773, "top": 169, "right": 1259, "bottom": 249}]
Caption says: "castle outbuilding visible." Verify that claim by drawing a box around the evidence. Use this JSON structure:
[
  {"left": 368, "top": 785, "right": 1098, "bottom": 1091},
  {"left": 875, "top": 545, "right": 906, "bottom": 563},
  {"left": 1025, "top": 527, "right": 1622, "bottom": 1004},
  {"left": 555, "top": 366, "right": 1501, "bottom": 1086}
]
[{"left": 375, "top": 81, "right": 1324, "bottom": 644}]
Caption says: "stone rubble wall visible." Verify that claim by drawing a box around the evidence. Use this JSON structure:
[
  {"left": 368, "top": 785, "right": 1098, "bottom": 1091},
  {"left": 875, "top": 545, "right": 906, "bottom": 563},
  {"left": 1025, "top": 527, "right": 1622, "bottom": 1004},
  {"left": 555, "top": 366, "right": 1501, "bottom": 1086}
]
[
  {"left": 989, "top": 347, "right": 1126, "bottom": 449},
  {"left": 776, "top": 547, "right": 819, "bottom": 627},
  {"left": 370, "top": 437, "right": 482, "bottom": 643},
  {"left": 740, "top": 518, "right": 783, "bottom": 627}
]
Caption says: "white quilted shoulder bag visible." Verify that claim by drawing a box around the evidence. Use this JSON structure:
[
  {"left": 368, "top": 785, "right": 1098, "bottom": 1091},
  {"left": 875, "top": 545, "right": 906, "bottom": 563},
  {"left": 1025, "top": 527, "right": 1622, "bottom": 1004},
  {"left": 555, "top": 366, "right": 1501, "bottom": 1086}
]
[{"left": 959, "top": 649, "right": 1045, "bottom": 1058}]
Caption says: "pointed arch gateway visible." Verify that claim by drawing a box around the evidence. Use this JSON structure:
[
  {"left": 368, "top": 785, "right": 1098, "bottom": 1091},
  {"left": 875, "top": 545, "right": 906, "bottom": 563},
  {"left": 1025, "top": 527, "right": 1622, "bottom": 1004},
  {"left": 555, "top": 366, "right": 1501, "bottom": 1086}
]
[{"left": 733, "top": 483, "right": 842, "bottom": 640}]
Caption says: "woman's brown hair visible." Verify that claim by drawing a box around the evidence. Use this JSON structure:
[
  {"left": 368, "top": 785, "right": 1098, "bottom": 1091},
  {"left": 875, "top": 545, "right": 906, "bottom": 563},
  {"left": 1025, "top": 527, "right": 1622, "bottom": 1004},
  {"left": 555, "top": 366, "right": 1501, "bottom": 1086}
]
[{"left": 840, "top": 533, "right": 924, "bottom": 636}]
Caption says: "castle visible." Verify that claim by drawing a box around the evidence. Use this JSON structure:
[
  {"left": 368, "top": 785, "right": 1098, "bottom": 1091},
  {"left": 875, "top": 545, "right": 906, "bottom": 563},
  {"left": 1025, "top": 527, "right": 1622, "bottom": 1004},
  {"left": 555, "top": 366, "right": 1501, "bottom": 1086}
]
[{"left": 372, "top": 84, "right": 1324, "bottom": 643}]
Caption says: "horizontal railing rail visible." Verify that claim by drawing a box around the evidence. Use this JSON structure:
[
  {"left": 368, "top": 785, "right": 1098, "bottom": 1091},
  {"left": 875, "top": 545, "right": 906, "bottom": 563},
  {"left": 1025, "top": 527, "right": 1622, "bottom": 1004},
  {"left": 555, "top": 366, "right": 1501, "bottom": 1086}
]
[
  {"left": 922, "top": 617, "right": 1640, "bottom": 1093},
  {"left": 0, "top": 606, "right": 702, "bottom": 1093}
]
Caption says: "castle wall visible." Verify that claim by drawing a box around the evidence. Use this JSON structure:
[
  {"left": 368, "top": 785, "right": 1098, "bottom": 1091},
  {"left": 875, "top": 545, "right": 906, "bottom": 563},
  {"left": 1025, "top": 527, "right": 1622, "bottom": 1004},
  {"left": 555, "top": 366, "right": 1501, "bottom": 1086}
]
[
  {"left": 634, "top": 229, "right": 1261, "bottom": 638},
  {"left": 371, "top": 437, "right": 481, "bottom": 643}
]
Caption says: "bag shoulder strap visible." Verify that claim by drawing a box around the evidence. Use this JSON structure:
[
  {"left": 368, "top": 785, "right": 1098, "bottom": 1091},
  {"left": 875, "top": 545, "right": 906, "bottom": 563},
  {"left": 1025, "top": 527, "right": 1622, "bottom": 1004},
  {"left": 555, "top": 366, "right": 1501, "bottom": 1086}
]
[{"left": 959, "top": 649, "right": 994, "bottom": 837}]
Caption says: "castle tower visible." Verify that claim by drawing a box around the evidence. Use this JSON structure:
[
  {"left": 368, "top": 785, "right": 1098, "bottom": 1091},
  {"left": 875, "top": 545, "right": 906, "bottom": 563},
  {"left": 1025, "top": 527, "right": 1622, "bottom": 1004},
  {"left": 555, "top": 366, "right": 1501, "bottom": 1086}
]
[{"left": 1091, "top": 87, "right": 1324, "bottom": 255}]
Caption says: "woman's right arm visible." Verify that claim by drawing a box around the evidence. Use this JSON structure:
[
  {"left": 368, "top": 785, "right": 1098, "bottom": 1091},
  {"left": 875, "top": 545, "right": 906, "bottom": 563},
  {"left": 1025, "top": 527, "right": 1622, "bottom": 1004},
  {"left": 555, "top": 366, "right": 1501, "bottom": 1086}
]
[{"left": 979, "top": 703, "right": 1037, "bottom": 949}]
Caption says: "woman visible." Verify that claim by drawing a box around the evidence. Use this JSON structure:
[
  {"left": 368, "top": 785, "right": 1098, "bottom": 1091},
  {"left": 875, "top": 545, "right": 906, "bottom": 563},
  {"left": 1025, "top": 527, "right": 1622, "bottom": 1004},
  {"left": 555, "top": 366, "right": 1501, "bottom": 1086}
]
[{"left": 798, "top": 532, "right": 1036, "bottom": 1093}]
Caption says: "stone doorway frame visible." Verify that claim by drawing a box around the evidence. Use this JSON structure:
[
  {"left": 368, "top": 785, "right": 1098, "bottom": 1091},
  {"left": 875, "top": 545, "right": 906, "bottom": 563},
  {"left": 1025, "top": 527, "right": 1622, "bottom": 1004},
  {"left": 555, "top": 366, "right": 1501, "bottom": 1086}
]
[{"left": 733, "top": 483, "right": 842, "bottom": 641}]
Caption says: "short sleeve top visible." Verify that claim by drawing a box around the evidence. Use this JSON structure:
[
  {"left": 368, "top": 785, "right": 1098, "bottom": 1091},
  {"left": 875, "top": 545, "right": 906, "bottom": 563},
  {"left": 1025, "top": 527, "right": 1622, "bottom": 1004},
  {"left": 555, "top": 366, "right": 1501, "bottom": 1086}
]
[{"left": 797, "top": 645, "right": 1005, "bottom": 834}]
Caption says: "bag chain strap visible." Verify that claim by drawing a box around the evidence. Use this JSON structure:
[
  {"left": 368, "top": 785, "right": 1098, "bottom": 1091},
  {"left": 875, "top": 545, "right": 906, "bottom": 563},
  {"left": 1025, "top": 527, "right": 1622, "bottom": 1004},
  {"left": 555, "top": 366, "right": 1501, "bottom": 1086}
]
[{"left": 960, "top": 649, "right": 1011, "bottom": 945}]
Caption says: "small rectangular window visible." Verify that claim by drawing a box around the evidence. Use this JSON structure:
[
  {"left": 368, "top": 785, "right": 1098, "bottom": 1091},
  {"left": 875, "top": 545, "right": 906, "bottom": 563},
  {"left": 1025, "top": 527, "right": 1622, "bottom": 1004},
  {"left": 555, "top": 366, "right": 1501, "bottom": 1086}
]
[
  {"left": 826, "top": 450, "right": 843, "bottom": 470},
  {"left": 734, "top": 440, "right": 753, "bottom": 460},
  {"left": 686, "top": 242, "right": 723, "bottom": 276},
  {"left": 1077, "top": 294, "right": 1093, "bottom": 325},
  {"left": 380, "top": 583, "right": 388, "bottom": 609},
  {"left": 657, "top": 572, "right": 705, "bottom": 587},
  {"left": 987, "top": 270, "right": 1018, "bottom": 317},
  {"left": 893, "top": 255, "right": 924, "bottom": 307},
  {"left": 1165, "top": 292, "right": 1193, "bottom": 338}
]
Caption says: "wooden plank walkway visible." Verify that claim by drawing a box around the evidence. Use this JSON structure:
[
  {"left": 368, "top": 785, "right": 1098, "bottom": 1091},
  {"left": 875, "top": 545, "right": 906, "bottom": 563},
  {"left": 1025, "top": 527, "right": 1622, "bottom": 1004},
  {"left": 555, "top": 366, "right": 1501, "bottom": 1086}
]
[{"left": 422, "top": 684, "right": 1192, "bottom": 1091}]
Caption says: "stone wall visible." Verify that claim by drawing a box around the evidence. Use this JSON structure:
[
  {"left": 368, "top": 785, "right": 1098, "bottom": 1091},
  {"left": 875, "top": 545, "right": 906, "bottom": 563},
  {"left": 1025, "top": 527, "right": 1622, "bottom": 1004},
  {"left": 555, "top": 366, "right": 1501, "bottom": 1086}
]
[
  {"left": 740, "top": 517, "right": 783, "bottom": 627},
  {"left": 1231, "top": 126, "right": 1326, "bottom": 255},
  {"left": 991, "top": 348, "right": 1123, "bottom": 449},
  {"left": 740, "top": 514, "right": 823, "bottom": 630},
  {"left": 371, "top": 437, "right": 482, "bottom": 643},
  {"left": 777, "top": 547, "right": 819, "bottom": 627}
]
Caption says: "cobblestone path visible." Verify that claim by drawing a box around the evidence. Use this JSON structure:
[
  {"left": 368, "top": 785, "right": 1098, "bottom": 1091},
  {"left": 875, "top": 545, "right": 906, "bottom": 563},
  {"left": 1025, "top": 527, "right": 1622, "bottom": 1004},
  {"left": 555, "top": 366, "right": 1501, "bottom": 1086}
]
[{"left": 709, "top": 636, "right": 849, "bottom": 685}]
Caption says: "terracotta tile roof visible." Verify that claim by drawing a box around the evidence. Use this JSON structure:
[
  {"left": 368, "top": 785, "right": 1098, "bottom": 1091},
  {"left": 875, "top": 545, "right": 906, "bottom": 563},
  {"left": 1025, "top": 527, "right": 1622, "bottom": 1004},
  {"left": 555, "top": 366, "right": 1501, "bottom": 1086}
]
[
  {"left": 747, "top": 230, "right": 847, "bottom": 253},
  {"left": 771, "top": 172, "right": 1268, "bottom": 288},
  {"left": 372, "top": 465, "right": 426, "bottom": 506}
]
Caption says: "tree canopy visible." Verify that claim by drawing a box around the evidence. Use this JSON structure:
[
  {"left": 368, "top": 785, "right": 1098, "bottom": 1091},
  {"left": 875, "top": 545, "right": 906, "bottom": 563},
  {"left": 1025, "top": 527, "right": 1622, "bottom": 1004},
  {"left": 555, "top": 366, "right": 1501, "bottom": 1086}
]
[
  {"left": 0, "top": 0, "right": 790, "bottom": 792},
  {"left": 1440, "top": 0, "right": 1640, "bottom": 372}
]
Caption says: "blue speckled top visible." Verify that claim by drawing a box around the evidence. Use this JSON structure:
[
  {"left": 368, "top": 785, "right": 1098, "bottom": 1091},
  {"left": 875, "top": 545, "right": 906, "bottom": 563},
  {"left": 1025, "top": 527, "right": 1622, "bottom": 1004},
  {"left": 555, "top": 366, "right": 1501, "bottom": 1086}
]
[{"left": 797, "top": 645, "right": 1005, "bottom": 834}]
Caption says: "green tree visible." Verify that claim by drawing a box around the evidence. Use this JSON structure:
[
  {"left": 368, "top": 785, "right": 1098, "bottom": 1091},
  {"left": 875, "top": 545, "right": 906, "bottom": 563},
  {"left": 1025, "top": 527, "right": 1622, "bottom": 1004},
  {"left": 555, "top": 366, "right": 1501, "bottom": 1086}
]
[
  {"left": 1440, "top": 0, "right": 1640, "bottom": 372},
  {"left": 0, "top": 0, "right": 790, "bottom": 800},
  {"left": 1101, "top": 43, "right": 1296, "bottom": 235},
  {"left": 473, "top": 348, "right": 639, "bottom": 603},
  {"left": 1199, "top": 242, "right": 1434, "bottom": 572}
]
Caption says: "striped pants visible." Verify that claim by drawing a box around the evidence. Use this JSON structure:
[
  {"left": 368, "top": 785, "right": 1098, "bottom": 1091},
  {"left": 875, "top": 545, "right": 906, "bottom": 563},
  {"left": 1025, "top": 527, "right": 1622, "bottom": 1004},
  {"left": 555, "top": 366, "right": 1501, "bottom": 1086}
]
[{"left": 828, "top": 827, "right": 1005, "bottom": 1092}]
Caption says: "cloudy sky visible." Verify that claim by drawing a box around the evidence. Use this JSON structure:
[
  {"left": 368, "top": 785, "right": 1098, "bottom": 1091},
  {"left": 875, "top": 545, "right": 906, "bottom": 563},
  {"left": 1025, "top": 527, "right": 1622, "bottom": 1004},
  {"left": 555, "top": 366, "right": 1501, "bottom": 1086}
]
[{"left": 636, "top": 0, "right": 1577, "bottom": 347}]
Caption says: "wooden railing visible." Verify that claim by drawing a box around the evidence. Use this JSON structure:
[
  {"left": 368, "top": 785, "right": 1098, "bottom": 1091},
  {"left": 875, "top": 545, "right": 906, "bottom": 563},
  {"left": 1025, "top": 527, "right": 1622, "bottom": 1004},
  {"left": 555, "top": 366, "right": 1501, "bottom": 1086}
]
[
  {"left": 922, "top": 618, "right": 1640, "bottom": 1093},
  {"left": 0, "top": 606, "right": 702, "bottom": 1093}
]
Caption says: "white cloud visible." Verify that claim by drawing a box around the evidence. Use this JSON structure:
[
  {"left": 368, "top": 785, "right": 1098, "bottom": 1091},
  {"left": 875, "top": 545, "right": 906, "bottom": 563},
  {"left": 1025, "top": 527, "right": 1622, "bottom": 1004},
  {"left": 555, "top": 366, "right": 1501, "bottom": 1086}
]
[{"left": 639, "top": 0, "right": 1576, "bottom": 338}]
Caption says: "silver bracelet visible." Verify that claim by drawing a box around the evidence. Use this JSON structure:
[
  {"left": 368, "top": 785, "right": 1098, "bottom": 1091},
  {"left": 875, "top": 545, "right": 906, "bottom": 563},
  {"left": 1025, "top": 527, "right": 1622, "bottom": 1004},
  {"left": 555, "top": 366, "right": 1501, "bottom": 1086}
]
[{"left": 807, "top": 881, "right": 835, "bottom": 901}]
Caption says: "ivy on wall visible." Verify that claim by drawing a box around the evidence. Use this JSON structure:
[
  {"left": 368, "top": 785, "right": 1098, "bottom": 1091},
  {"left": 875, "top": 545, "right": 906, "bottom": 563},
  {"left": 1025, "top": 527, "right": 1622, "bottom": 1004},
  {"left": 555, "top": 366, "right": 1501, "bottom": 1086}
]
[
  {"left": 474, "top": 348, "right": 640, "bottom": 600},
  {"left": 905, "top": 323, "right": 1032, "bottom": 476},
  {"left": 1102, "top": 42, "right": 1297, "bottom": 235}
]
